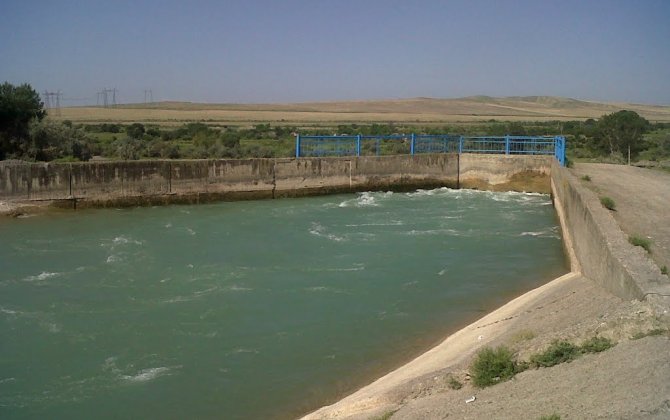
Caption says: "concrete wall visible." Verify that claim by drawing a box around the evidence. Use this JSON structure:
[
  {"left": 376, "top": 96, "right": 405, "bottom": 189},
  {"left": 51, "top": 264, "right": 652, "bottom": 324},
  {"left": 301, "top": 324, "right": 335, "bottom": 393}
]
[
  {"left": 0, "top": 154, "right": 549, "bottom": 209},
  {"left": 550, "top": 161, "right": 670, "bottom": 305}
]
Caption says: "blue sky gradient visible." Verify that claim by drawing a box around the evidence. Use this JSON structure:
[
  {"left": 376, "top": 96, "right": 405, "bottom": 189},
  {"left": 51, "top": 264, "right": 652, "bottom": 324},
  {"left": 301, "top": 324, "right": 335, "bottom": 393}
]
[{"left": 2, "top": 0, "right": 669, "bottom": 105}]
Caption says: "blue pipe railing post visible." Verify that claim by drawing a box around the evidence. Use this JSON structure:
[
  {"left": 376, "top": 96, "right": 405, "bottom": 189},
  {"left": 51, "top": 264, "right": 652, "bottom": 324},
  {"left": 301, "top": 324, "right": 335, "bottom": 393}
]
[
  {"left": 295, "top": 134, "right": 301, "bottom": 158},
  {"left": 459, "top": 136, "right": 464, "bottom": 154},
  {"left": 505, "top": 135, "right": 510, "bottom": 155},
  {"left": 410, "top": 133, "right": 415, "bottom": 156},
  {"left": 356, "top": 134, "right": 361, "bottom": 157}
]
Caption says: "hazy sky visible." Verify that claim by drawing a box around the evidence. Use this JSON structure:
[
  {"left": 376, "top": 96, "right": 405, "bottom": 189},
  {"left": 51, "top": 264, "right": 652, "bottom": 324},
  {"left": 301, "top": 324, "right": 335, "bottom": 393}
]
[{"left": 2, "top": 0, "right": 669, "bottom": 105}]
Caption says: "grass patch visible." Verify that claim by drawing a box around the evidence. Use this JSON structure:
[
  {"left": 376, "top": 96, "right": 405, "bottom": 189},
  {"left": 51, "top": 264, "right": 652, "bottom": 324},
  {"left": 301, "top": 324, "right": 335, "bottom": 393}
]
[
  {"left": 530, "top": 340, "right": 580, "bottom": 368},
  {"left": 600, "top": 196, "right": 616, "bottom": 211},
  {"left": 580, "top": 336, "right": 615, "bottom": 353},
  {"left": 580, "top": 174, "right": 591, "bottom": 181},
  {"left": 628, "top": 235, "right": 652, "bottom": 253},
  {"left": 470, "top": 346, "right": 522, "bottom": 388},
  {"left": 661, "top": 265, "right": 668, "bottom": 275},
  {"left": 372, "top": 410, "right": 396, "bottom": 420},
  {"left": 510, "top": 329, "right": 536, "bottom": 344},
  {"left": 447, "top": 375, "right": 463, "bottom": 390},
  {"left": 539, "top": 415, "right": 561, "bottom": 420},
  {"left": 631, "top": 329, "right": 667, "bottom": 340}
]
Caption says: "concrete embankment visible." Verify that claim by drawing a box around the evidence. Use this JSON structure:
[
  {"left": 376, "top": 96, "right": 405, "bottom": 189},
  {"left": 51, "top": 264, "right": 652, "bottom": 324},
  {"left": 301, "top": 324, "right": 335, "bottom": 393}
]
[
  {"left": 0, "top": 154, "right": 551, "bottom": 213},
  {"left": 550, "top": 161, "right": 670, "bottom": 307}
]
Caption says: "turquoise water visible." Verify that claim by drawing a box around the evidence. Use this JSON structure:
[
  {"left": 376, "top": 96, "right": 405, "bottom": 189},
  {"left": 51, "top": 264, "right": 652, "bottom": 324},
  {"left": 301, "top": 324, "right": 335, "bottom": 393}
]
[{"left": 0, "top": 188, "right": 567, "bottom": 419}]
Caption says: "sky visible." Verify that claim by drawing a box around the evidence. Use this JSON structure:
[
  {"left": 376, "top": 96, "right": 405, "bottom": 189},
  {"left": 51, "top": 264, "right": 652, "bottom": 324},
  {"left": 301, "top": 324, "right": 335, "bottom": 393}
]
[{"left": 1, "top": 0, "right": 669, "bottom": 105}]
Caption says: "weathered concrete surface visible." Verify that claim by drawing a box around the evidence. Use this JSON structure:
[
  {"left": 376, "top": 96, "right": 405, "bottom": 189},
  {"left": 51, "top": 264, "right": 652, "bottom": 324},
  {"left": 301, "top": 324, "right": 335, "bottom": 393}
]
[
  {"left": 0, "top": 154, "right": 544, "bottom": 213},
  {"left": 459, "top": 154, "right": 552, "bottom": 193},
  {"left": 571, "top": 163, "right": 670, "bottom": 272},
  {"left": 550, "top": 161, "right": 670, "bottom": 307}
]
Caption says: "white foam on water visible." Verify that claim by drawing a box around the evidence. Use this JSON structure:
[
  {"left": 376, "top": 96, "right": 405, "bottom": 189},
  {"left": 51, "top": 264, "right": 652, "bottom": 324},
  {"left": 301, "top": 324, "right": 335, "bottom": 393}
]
[
  {"left": 225, "top": 348, "right": 260, "bottom": 356},
  {"left": 345, "top": 220, "right": 404, "bottom": 227},
  {"left": 120, "top": 366, "right": 174, "bottom": 383},
  {"left": 225, "top": 285, "right": 253, "bottom": 292},
  {"left": 304, "top": 286, "right": 348, "bottom": 294},
  {"left": 403, "top": 228, "right": 465, "bottom": 237},
  {"left": 23, "top": 271, "right": 61, "bottom": 282},
  {"left": 186, "top": 228, "right": 196, "bottom": 236},
  {"left": 438, "top": 269, "right": 447, "bottom": 276},
  {"left": 519, "top": 226, "right": 561, "bottom": 239},
  {"left": 338, "top": 191, "right": 389, "bottom": 208},
  {"left": 0, "top": 306, "right": 20, "bottom": 316},
  {"left": 309, "top": 222, "right": 346, "bottom": 242},
  {"left": 106, "top": 255, "right": 121, "bottom": 264},
  {"left": 112, "top": 236, "right": 143, "bottom": 246}
]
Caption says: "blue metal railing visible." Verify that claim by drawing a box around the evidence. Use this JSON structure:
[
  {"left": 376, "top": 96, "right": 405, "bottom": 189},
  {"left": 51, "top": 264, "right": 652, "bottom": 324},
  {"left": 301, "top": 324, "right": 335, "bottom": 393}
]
[{"left": 296, "top": 134, "right": 566, "bottom": 166}]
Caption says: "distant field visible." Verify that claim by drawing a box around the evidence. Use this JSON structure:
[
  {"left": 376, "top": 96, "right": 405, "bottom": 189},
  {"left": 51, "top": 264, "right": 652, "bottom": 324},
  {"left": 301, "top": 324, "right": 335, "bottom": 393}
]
[{"left": 54, "top": 96, "right": 670, "bottom": 126}]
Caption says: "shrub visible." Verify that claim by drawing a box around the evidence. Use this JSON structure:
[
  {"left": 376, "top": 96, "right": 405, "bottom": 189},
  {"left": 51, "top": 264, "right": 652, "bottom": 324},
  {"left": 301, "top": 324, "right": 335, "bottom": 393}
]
[
  {"left": 470, "top": 346, "right": 520, "bottom": 388},
  {"left": 580, "top": 336, "right": 614, "bottom": 353},
  {"left": 530, "top": 340, "right": 580, "bottom": 368},
  {"left": 631, "top": 329, "right": 667, "bottom": 340},
  {"left": 447, "top": 376, "right": 463, "bottom": 390},
  {"left": 581, "top": 175, "right": 591, "bottom": 181},
  {"left": 600, "top": 196, "right": 616, "bottom": 211},
  {"left": 628, "top": 235, "right": 652, "bottom": 253},
  {"left": 539, "top": 415, "right": 561, "bottom": 420},
  {"left": 661, "top": 265, "right": 668, "bottom": 275}
]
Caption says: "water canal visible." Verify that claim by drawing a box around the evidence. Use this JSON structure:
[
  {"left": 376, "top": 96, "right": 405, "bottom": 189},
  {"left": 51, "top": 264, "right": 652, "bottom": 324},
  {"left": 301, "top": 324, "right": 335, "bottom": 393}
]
[{"left": 0, "top": 188, "right": 567, "bottom": 419}]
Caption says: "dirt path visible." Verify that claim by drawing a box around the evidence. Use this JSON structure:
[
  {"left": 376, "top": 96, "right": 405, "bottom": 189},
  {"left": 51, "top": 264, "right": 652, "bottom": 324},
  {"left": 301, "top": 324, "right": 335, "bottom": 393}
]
[{"left": 571, "top": 163, "right": 670, "bottom": 271}]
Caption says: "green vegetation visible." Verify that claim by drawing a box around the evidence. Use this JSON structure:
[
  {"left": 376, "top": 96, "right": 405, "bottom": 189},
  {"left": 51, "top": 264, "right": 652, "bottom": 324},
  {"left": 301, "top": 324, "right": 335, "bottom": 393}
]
[
  {"left": 661, "top": 265, "right": 668, "bottom": 275},
  {"left": 372, "top": 410, "right": 396, "bottom": 420},
  {"left": 510, "top": 329, "right": 536, "bottom": 344},
  {"left": 580, "top": 174, "right": 591, "bottom": 181},
  {"left": 470, "top": 346, "right": 524, "bottom": 388},
  {"left": 447, "top": 376, "right": 463, "bottom": 390},
  {"left": 468, "top": 337, "right": 618, "bottom": 389},
  {"left": 3, "top": 84, "right": 669, "bottom": 163},
  {"left": 628, "top": 235, "right": 652, "bottom": 253},
  {"left": 539, "top": 414, "right": 561, "bottom": 420},
  {"left": 0, "top": 82, "right": 47, "bottom": 160},
  {"left": 631, "top": 329, "right": 667, "bottom": 340},
  {"left": 580, "top": 336, "right": 615, "bottom": 353},
  {"left": 530, "top": 340, "right": 581, "bottom": 368},
  {"left": 600, "top": 196, "right": 616, "bottom": 211}
]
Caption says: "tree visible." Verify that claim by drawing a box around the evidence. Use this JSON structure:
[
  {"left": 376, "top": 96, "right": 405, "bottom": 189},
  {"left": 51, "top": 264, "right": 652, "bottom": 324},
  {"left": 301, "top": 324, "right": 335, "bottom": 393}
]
[
  {"left": 27, "top": 119, "right": 93, "bottom": 161},
  {"left": 0, "top": 82, "right": 46, "bottom": 159},
  {"left": 126, "top": 123, "right": 145, "bottom": 139},
  {"left": 595, "top": 110, "right": 650, "bottom": 163}
]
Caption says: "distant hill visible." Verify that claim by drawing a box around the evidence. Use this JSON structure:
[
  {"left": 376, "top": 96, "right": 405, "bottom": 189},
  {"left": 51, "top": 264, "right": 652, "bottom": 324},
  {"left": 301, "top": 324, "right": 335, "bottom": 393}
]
[{"left": 58, "top": 96, "right": 670, "bottom": 125}]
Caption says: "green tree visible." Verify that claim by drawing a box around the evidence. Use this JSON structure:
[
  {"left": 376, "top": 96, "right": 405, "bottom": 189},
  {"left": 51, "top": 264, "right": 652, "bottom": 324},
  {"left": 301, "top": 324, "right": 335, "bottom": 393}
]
[
  {"left": 126, "top": 123, "right": 146, "bottom": 140},
  {"left": 27, "top": 119, "right": 93, "bottom": 161},
  {"left": 0, "top": 82, "right": 46, "bottom": 159},
  {"left": 596, "top": 110, "right": 650, "bottom": 162}
]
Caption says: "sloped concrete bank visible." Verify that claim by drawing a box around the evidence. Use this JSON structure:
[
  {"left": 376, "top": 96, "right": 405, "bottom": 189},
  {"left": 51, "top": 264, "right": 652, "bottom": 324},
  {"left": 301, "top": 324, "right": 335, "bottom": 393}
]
[
  {"left": 550, "top": 160, "right": 670, "bottom": 308},
  {"left": 0, "top": 154, "right": 551, "bottom": 214}
]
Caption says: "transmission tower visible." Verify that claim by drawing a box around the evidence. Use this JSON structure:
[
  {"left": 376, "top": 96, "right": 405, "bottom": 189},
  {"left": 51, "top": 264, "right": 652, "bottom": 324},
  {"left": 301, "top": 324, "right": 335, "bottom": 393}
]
[
  {"left": 42, "top": 90, "right": 62, "bottom": 116},
  {"left": 144, "top": 89, "right": 153, "bottom": 104},
  {"left": 97, "top": 88, "right": 118, "bottom": 107}
]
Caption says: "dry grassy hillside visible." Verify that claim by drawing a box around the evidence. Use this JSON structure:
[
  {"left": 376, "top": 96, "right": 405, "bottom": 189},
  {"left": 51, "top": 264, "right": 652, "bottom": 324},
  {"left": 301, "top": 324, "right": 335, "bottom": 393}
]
[{"left": 55, "top": 96, "right": 670, "bottom": 126}]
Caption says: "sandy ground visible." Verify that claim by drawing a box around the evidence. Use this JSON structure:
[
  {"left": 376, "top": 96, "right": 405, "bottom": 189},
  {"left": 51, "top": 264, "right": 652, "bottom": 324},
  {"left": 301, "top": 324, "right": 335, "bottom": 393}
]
[{"left": 302, "top": 164, "right": 670, "bottom": 420}]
